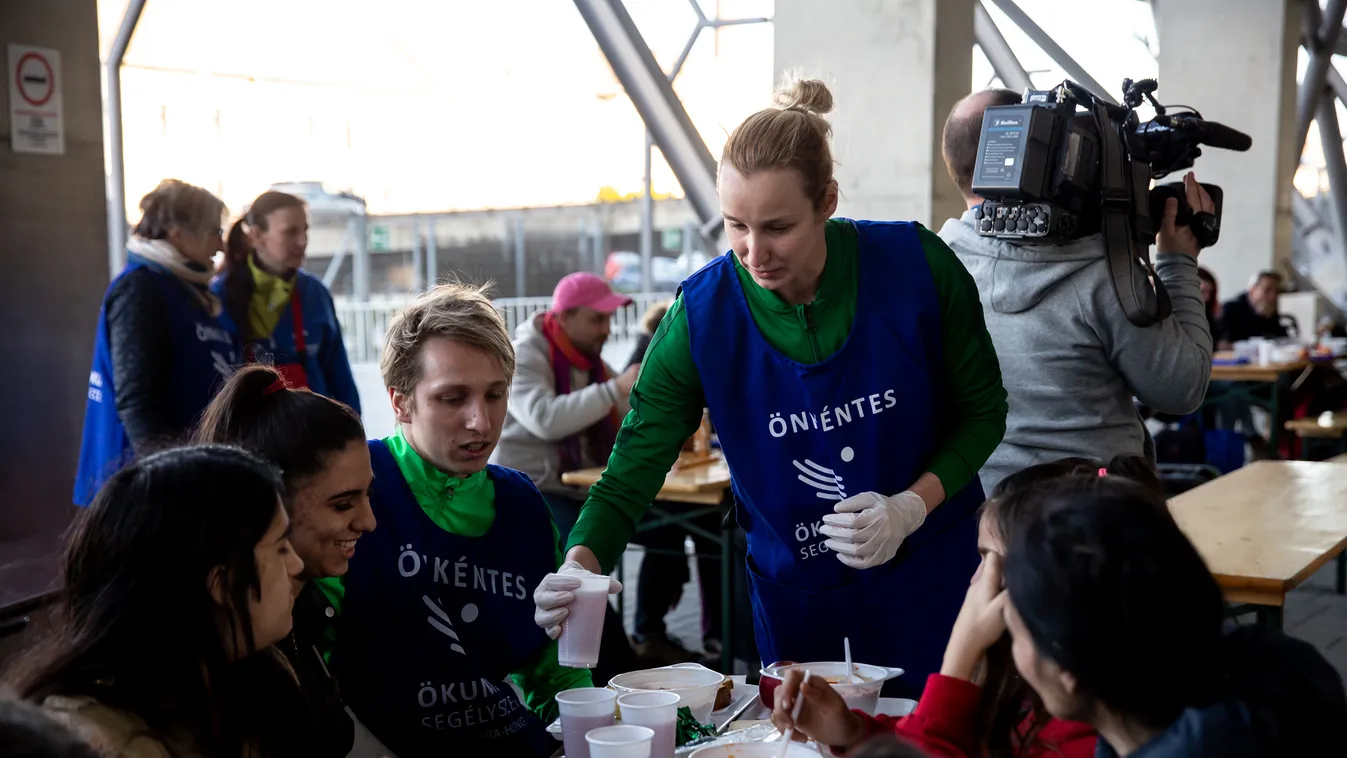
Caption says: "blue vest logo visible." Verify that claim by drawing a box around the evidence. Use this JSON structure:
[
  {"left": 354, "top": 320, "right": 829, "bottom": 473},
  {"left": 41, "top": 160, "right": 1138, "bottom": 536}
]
[{"left": 392, "top": 541, "right": 534, "bottom": 658}]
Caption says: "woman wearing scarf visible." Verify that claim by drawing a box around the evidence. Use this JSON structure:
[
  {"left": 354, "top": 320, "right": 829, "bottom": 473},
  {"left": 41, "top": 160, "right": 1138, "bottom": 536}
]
[
  {"left": 216, "top": 191, "right": 361, "bottom": 412},
  {"left": 494, "top": 273, "right": 699, "bottom": 668},
  {"left": 73, "top": 179, "right": 240, "bottom": 505}
]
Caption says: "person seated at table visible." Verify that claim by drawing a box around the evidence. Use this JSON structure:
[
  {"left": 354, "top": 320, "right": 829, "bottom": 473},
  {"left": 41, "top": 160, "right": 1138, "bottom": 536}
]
[
  {"left": 493, "top": 273, "right": 699, "bottom": 668},
  {"left": 772, "top": 456, "right": 1161, "bottom": 757},
  {"left": 330, "top": 281, "right": 591, "bottom": 758},
  {"left": 1001, "top": 474, "right": 1344, "bottom": 756},
  {"left": 9, "top": 445, "right": 311, "bottom": 757},
  {"left": 1217, "top": 270, "right": 1297, "bottom": 345},
  {"left": 192, "top": 364, "right": 377, "bottom": 757}
]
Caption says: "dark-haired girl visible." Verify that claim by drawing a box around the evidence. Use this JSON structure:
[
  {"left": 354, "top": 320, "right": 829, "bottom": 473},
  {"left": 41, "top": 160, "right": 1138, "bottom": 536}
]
[
  {"left": 771, "top": 456, "right": 1162, "bottom": 758},
  {"left": 12, "top": 445, "right": 306, "bottom": 757},
  {"left": 1002, "top": 475, "right": 1347, "bottom": 757},
  {"left": 193, "top": 364, "right": 375, "bottom": 757}
]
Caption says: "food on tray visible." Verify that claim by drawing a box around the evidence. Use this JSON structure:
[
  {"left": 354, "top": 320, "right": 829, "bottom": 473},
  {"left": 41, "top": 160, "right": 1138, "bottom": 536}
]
[{"left": 714, "top": 677, "right": 733, "bottom": 710}]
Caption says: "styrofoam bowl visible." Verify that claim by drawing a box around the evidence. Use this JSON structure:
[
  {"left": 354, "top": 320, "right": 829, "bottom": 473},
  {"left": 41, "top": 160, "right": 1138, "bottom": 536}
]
[
  {"left": 759, "top": 661, "right": 902, "bottom": 716},
  {"left": 608, "top": 663, "right": 725, "bottom": 723},
  {"left": 689, "top": 742, "right": 821, "bottom": 757}
]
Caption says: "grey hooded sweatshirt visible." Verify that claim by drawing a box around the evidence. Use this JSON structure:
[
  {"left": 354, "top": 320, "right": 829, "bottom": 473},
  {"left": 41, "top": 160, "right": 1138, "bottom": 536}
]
[{"left": 939, "top": 208, "right": 1212, "bottom": 492}]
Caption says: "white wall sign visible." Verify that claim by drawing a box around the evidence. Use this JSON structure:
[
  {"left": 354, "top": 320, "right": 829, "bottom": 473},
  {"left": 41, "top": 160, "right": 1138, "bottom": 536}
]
[{"left": 7, "top": 44, "right": 64, "bottom": 155}]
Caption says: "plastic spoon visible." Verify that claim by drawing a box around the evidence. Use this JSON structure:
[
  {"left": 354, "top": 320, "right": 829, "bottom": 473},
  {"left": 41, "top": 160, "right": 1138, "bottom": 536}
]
[
  {"left": 843, "top": 637, "right": 860, "bottom": 684},
  {"left": 777, "top": 669, "right": 811, "bottom": 758}
]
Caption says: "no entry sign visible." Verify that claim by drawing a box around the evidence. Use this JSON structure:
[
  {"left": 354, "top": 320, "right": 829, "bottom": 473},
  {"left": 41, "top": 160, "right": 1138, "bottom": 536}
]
[{"left": 8, "top": 44, "right": 64, "bottom": 155}]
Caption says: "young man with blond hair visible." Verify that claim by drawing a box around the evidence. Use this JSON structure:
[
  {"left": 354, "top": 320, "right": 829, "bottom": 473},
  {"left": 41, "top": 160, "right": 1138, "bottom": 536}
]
[{"left": 321, "top": 282, "right": 591, "bottom": 758}]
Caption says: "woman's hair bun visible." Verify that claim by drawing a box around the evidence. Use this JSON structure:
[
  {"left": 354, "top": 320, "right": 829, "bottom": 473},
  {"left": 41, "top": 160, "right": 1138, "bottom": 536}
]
[{"left": 773, "top": 77, "right": 834, "bottom": 116}]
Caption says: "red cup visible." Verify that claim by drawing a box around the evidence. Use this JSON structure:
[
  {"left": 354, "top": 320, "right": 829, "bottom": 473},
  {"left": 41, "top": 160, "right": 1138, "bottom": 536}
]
[{"left": 756, "top": 660, "right": 797, "bottom": 709}]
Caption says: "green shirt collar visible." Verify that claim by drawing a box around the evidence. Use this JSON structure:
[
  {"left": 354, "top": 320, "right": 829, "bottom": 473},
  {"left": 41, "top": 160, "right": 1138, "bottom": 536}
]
[
  {"left": 385, "top": 427, "right": 491, "bottom": 507},
  {"left": 731, "top": 219, "right": 849, "bottom": 313}
]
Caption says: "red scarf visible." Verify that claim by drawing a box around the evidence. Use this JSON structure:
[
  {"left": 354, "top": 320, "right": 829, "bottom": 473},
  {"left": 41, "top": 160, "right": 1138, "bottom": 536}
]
[{"left": 542, "top": 313, "right": 620, "bottom": 472}]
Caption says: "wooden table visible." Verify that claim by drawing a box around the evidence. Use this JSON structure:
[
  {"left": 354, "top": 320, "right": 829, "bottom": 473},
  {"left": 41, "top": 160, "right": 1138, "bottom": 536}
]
[
  {"left": 1169, "top": 460, "right": 1347, "bottom": 627},
  {"left": 561, "top": 453, "right": 732, "bottom": 505},
  {"left": 1206, "top": 359, "right": 1317, "bottom": 453},
  {"left": 1209, "top": 359, "right": 1311, "bottom": 383},
  {"left": 561, "top": 454, "right": 739, "bottom": 672}
]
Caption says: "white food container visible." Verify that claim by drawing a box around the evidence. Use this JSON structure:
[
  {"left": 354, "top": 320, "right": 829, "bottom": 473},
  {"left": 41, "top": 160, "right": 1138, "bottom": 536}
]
[
  {"left": 609, "top": 663, "right": 726, "bottom": 723},
  {"left": 759, "top": 661, "right": 903, "bottom": 716}
]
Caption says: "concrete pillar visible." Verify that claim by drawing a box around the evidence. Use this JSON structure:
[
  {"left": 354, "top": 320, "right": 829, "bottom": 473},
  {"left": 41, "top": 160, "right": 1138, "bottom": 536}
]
[
  {"left": 1156, "top": 0, "right": 1301, "bottom": 295},
  {"left": 773, "top": 0, "right": 975, "bottom": 227},
  {"left": 0, "top": 0, "right": 106, "bottom": 540}
]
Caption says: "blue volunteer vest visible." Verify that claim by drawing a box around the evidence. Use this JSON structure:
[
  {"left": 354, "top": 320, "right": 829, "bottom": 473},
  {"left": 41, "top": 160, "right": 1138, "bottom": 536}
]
[
  {"left": 212, "top": 270, "right": 361, "bottom": 413},
  {"left": 683, "top": 220, "right": 984, "bottom": 697},
  {"left": 336, "top": 441, "right": 557, "bottom": 758},
  {"left": 73, "top": 257, "right": 239, "bottom": 506}
]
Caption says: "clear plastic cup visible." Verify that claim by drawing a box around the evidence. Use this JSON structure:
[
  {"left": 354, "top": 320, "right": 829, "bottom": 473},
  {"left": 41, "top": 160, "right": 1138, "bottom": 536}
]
[
  {"left": 558, "top": 573, "right": 611, "bottom": 668},
  {"left": 556, "top": 687, "right": 616, "bottom": 758},
  {"left": 616, "top": 691, "right": 680, "bottom": 758},
  {"left": 585, "top": 724, "right": 655, "bottom": 758}
]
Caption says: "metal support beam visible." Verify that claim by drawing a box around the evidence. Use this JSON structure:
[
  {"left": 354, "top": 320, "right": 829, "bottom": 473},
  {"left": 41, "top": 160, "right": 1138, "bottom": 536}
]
[
  {"left": 572, "top": 0, "right": 722, "bottom": 231},
  {"left": 105, "top": 0, "right": 147, "bottom": 276},
  {"left": 1316, "top": 94, "right": 1347, "bottom": 253},
  {"left": 974, "top": 0, "right": 1032, "bottom": 92},
  {"left": 513, "top": 216, "right": 527, "bottom": 298},
  {"left": 321, "top": 217, "right": 354, "bottom": 289},
  {"left": 411, "top": 217, "right": 425, "bottom": 293},
  {"left": 1298, "top": 0, "right": 1347, "bottom": 155},
  {"left": 1328, "top": 65, "right": 1347, "bottom": 109},
  {"left": 628, "top": 0, "right": 768, "bottom": 291},
  {"left": 985, "top": 0, "right": 1116, "bottom": 104},
  {"left": 641, "top": 131, "right": 655, "bottom": 293},
  {"left": 425, "top": 216, "right": 438, "bottom": 288},
  {"left": 353, "top": 212, "right": 370, "bottom": 301}
]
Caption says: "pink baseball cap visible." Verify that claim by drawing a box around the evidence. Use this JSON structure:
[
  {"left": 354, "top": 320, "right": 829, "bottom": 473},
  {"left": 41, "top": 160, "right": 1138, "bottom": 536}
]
[{"left": 552, "top": 272, "right": 633, "bottom": 314}]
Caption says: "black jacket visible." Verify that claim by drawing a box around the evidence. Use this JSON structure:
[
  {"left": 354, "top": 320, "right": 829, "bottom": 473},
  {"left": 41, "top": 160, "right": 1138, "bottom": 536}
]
[
  {"left": 1095, "top": 627, "right": 1347, "bottom": 757},
  {"left": 1217, "top": 293, "right": 1296, "bottom": 344},
  {"left": 279, "top": 582, "right": 353, "bottom": 758}
]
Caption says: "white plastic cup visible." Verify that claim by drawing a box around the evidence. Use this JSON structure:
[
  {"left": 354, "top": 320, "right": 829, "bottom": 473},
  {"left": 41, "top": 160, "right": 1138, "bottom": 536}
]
[
  {"left": 616, "top": 691, "right": 680, "bottom": 758},
  {"left": 558, "top": 573, "right": 611, "bottom": 668},
  {"left": 556, "top": 687, "right": 616, "bottom": 758},
  {"left": 585, "top": 724, "right": 655, "bottom": 758}
]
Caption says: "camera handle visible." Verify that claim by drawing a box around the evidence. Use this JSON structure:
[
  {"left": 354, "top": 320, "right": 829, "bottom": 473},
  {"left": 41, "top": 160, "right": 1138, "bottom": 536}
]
[{"left": 1093, "top": 99, "right": 1173, "bottom": 327}]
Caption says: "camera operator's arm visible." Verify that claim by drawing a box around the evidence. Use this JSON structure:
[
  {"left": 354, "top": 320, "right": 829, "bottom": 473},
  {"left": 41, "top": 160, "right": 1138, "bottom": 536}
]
[{"left": 1100, "top": 173, "right": 1215, "bottom": 414}]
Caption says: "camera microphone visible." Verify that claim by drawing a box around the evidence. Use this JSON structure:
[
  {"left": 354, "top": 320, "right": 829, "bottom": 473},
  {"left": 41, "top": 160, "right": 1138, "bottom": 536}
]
[{"left": 1163, "top": 116, "right": 1253, "bottom": 152}]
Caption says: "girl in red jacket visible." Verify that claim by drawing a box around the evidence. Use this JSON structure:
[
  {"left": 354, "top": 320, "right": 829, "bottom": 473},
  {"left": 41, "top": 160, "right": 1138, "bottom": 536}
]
[{"left": 771, "top": 456, "right": 1159, "bottom": 758}]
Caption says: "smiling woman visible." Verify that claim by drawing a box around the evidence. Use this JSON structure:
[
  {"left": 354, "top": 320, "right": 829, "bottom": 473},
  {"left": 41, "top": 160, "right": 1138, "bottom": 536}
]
[{"left": 192, "top": 364, "right": 371, "bottom": 758}]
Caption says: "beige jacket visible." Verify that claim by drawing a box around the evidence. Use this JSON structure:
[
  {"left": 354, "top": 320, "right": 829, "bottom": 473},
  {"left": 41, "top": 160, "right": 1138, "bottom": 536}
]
[
  {"left": 42, "top": 695, "right": 185, "bottom": 758},
  {"left": 491, "top": 313, "right": 630, "bottom": 494}
]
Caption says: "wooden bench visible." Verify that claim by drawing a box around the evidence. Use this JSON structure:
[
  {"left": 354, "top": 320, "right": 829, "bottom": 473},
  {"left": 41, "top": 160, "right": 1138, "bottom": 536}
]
[{"left": 1285, "top": 413, "right": 1347, "bottom": 460}]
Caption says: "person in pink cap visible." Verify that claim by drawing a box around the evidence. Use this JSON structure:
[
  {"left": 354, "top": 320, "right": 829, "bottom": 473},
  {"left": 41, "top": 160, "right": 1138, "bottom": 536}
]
[{"left": 492, "top": 272, "right": 696, "bottom": 671}]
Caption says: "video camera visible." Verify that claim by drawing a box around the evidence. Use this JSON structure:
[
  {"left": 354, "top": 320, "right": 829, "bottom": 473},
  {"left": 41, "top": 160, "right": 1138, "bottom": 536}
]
[{"left": 970, "top": 78, "right": 1250, "bottom": 325}]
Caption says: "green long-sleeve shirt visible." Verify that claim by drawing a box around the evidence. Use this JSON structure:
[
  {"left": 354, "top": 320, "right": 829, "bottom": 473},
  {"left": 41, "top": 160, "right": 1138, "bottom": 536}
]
[
  {"left": 568, "top": 219, "right": 1008, "bottom": 572},
  {"left": 313, "top": 430, "right": 591, "bottom": 724}
]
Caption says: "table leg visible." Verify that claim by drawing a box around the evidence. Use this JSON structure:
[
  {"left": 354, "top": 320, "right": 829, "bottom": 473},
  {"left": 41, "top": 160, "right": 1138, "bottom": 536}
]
[
  {"left": 1255, "top": 604, "right": 1284, "bottom": 630},
  {"left": 1268, "top": 387, "right": 1283, "bottom": 458},
  {"left": 720, "top": 519, "right": 733, "bottom": 676}
]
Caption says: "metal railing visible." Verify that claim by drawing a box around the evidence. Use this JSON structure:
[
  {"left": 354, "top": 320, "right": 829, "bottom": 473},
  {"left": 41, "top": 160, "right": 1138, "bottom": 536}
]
[{"left": 336, "top": 292, "right": 675, "bottom": 364}]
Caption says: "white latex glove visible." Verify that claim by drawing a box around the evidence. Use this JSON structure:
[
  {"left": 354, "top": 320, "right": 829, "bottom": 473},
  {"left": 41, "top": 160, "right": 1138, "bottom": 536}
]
[
  {"left": 819, "top": 491, "right": 927, "bottom": 570},
  {"left": 533, "top": 560, "right": 623, "bottom": 639}
]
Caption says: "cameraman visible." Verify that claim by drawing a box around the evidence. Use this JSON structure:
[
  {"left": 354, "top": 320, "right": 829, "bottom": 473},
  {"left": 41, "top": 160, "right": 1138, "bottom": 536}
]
[{"left": 939, "top": 89, "right": 1215, "bottom": 491}]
